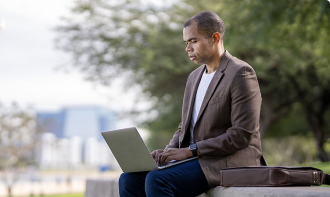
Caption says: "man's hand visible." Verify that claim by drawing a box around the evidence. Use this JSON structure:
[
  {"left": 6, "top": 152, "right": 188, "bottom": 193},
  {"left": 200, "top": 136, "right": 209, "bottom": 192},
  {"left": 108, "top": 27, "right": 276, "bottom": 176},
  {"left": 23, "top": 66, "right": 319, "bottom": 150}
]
[
  {"left": 154, "top": 148, "right": 192, "bottom": 166},
  {"left": 151, "top": 149, "right": 164, "bottom": 165}
]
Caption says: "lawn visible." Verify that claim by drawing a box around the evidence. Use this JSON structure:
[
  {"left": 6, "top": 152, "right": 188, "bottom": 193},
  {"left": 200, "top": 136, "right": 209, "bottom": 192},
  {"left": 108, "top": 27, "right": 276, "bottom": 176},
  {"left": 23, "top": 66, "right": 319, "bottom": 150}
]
[
  {"left": 26, "top": 194, "right": 83, "bottom": 197},
  {"left": 300, "top": 161, "right": 330, "bottom": 174},
  {"left": 300, "top": 161, "right": 330, "bottom": 188}
]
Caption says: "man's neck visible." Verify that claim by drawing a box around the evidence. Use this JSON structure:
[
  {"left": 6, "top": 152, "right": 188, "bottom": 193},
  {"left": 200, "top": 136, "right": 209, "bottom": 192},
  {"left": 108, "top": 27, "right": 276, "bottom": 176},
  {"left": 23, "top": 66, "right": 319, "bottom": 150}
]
[{"left": 205, "top": 48, "right": 225, "bottom": 74}]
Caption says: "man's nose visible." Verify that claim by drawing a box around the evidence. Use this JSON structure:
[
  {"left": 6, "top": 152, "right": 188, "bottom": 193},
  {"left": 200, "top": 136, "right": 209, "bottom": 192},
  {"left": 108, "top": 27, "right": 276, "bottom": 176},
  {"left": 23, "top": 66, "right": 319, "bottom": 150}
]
[{"left": 186, "top": 43, "right": 193, "bottom": 52}]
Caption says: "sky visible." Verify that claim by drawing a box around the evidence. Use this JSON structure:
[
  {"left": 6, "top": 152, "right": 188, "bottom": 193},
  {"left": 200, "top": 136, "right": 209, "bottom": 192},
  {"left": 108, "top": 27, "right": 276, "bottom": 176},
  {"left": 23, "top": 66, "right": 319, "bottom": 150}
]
[{"left": 0, "top": 0, "right": 146, "bottom": 129}]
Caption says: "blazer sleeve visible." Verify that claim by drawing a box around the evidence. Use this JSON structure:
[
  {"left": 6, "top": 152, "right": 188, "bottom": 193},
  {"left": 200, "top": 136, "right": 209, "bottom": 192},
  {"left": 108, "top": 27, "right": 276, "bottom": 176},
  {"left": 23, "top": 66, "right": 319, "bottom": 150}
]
[
  {"left": 196, "top": 65, "right": 262, "bottom": 157},
  {"left": 165, "top": 72, "right": 194, "bottom": 149},
  {"left": 165, "top": 122, "right": 182, "bottom": 149}
]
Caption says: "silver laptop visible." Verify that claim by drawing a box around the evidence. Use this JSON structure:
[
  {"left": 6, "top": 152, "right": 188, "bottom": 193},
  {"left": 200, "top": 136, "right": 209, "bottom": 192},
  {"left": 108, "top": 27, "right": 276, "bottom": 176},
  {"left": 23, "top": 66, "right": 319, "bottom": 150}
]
[{"left": 101, "top": 127, "right": 198, "bottom": 173}]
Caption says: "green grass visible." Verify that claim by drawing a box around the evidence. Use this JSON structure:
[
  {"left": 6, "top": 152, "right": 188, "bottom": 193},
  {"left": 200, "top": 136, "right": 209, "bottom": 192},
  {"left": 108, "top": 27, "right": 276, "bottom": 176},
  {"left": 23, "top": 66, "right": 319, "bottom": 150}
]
[
  {"left": 300, "top": 161, "right": 330, "bottom": 174},
  {"left": 22, "top": 194, "right": 84, "bottom": 197},
  {"left": 47, "top": 194, "right": 83, "bottom": 197},
  {"left": 300, "top": 161, "right": 330, "bottom": 188}
]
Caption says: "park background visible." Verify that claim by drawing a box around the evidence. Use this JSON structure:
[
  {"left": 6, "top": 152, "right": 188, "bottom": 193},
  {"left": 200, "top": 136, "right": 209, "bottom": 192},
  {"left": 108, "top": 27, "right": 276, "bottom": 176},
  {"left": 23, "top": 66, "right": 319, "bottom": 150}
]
[{"left": 1, "top": 0, "right": 330, "bottom": 196}]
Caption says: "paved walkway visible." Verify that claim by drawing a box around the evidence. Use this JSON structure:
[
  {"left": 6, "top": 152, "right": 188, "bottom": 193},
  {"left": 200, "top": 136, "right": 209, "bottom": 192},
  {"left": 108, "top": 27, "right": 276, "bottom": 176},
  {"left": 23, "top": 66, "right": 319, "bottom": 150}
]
[{"left": 0, "top": 171, "right": 121, "bottom": 197}]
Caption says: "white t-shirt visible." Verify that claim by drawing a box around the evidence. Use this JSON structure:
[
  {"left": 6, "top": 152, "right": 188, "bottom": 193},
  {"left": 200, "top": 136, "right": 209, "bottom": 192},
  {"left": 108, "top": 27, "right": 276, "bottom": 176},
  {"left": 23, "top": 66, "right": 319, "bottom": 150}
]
[{"left": 189, "top": 69, "right": 216, "bottom": 144}]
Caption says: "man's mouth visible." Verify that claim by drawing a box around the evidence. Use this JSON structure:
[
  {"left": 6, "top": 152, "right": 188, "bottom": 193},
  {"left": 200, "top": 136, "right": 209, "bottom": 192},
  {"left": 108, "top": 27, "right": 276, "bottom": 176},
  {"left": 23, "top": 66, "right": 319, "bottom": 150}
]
[{"left": 189, "top": 56, "right": 196, "bottom": 61}]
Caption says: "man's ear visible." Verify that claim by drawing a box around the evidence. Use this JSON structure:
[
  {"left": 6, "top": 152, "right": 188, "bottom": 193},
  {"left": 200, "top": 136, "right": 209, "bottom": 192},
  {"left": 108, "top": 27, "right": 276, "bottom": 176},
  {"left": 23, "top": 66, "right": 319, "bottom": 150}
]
[{"left": 212, "top": 32, "right": 221, "bottom": 43}]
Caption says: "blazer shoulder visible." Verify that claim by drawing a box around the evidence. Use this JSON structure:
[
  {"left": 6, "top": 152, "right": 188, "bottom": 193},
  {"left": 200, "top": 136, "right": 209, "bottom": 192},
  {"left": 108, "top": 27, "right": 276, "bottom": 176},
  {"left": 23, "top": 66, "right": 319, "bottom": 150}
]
[{"left": 226, "top": 55, "right": 256, "bottom": 74}]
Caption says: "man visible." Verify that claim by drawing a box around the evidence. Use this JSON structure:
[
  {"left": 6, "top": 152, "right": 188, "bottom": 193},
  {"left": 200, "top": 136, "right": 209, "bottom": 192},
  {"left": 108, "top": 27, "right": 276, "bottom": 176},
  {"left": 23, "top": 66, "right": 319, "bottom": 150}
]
[{"left": 119, "top": 11, "right": 264, "bottom": 197}]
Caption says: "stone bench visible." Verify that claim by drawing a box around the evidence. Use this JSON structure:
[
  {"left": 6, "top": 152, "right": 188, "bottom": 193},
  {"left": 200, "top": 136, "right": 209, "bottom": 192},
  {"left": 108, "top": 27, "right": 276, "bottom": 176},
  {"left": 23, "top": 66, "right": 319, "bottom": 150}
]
[{"left": 85, "top": 179, "right": 330, "bottom": 197}]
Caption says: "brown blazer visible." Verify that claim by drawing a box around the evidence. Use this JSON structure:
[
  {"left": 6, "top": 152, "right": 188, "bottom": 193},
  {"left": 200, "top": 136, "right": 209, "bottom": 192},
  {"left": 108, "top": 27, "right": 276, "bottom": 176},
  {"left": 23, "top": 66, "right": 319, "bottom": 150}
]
[{"left": 166, "top": 50, "right": 263, "bottom": 187}]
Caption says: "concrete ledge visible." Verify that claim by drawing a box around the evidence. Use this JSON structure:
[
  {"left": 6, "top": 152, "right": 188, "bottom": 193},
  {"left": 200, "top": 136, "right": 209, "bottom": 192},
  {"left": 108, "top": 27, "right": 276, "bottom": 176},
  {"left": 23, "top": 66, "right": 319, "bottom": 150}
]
[
  {"left": 204, "top": 186, "right": 330, "bottom": 197},
  {"left": 85, "top": 179, "right": 330, "bottom": 197},
  {"left": 85, "top": 179, "right": 119, "bottom": 197}
]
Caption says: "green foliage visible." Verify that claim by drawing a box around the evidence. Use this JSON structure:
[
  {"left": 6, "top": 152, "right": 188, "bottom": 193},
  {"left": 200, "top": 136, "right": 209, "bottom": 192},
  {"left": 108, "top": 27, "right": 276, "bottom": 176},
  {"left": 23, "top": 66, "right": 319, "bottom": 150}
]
[
  {"left": 0, "top": 102, "right": 42, "bottom": 197},
  {"left": 264, "top": 103, "right": 309, "bottom": 138},
  {"left": 263, "top": 135, "right": 330, "bottom": 166},
  {"left": 233, "top": 0, "right": 330, "bottom": 161},
  {"left": 56, "top": 0, "right": 198, "bottom": 149},
  {"left": 0, "top": 102, "right": 38, "bottom": 169},
  {"left": 262, "top": 136, "right": 319, "bottom": 166},
  {"left": 56, "top": 0, "right": 330, "bottom": 159}
]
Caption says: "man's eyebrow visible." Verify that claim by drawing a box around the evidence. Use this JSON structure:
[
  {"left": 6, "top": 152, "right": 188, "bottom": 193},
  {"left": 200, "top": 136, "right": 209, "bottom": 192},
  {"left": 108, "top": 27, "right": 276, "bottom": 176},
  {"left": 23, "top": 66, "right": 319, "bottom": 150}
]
[{"left": 184, "top": 37, "right": 198, "bottom": 42}]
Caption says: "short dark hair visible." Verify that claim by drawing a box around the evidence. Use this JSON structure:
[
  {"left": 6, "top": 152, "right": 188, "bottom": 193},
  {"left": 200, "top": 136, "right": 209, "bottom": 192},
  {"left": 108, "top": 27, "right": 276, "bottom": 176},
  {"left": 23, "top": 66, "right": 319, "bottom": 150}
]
[{"left": 184, "top": 11, "right": 225, "bottom": 39}]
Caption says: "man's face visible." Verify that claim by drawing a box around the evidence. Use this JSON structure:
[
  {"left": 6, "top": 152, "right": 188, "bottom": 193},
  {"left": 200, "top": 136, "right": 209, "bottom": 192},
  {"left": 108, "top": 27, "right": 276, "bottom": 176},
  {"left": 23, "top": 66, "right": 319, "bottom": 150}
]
[{"left": 183, "top": 22, "right": 214, "bottom": 65}]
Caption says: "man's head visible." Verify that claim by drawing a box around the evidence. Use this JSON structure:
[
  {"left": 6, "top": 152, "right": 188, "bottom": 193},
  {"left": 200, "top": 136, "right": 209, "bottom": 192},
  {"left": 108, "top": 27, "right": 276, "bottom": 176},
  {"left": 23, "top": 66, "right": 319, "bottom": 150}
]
[
  {"left": 184, "top": 11, "right": 225, "bottom": 40},
  {"left": 183, "top": 11, "right": 225, "bottom": 66}
]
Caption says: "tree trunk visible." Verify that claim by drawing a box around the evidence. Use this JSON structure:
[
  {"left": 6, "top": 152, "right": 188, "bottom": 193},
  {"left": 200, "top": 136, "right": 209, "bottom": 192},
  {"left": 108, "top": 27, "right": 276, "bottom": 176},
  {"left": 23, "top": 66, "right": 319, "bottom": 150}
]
[
  {"left": 259, "top": 97, "right": 291, "bottom": 137},
  {"left": 306, "top": 109, "right": 329, "bottom": 162},
  {"left": 315, "top": 139, "right": 329, "bottom": 162},
  {"left": 7, "top": 185, "right": 12, "bottom": 197}
]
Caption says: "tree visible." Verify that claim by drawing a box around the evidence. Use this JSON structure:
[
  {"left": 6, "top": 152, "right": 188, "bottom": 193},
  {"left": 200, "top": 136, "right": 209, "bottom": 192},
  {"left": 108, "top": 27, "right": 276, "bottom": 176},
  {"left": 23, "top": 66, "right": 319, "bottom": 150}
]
[
  {"left": 0, "top": 102, "right": 41, "bottom": 196},
  {"left": 55, "top": 0, "right": 198, "bottom": 149},
  {"left": 221, "top": 0, "right": 330, "bottom": 161},
  {"left": 55, "top": 0, "right": 330, "bottom": 161}
]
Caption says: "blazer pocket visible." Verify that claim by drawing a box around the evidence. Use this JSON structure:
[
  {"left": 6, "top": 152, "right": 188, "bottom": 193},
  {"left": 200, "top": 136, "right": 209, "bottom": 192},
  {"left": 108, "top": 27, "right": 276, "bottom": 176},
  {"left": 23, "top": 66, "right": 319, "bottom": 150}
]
[{"left": 209, "top": 97, "right": 222, "bottom": 105}]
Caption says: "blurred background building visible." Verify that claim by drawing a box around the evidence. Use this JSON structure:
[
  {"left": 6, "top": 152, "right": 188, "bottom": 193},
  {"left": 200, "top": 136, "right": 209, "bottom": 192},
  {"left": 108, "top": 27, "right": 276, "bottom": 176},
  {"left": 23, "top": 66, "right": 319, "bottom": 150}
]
[{"left": 35, "top": 106, "right": 119, "bottom": 170}]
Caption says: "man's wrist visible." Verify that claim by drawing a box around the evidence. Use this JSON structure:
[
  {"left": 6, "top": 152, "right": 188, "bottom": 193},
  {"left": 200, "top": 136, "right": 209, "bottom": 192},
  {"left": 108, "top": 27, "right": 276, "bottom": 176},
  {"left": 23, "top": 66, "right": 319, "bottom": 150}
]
[
  {"left": 189, "top": 144, "right": 198, "bottom": 157},
  {"left": 185, "top": 147, "right": 193, "bottom": 157}
]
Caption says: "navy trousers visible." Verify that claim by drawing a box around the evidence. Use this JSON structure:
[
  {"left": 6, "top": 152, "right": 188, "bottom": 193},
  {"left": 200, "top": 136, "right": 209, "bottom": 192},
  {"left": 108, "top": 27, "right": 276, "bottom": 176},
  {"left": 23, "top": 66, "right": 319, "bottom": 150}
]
[{"left": 118, "top": 159, "right": 209, "bottom": 197}]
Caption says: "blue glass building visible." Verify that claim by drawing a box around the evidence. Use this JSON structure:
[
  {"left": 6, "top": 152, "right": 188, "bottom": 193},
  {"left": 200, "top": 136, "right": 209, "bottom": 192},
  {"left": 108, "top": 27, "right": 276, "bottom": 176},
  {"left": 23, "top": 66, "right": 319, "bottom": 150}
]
[{"left": 37, "top": 106, "right": 116, "bottom": 141}]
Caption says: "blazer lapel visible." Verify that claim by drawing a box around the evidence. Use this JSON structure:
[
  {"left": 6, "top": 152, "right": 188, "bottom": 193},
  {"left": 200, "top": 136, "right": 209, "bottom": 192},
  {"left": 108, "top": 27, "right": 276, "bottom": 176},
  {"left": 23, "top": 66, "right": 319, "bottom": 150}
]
[
  {"left": 195, "top": 51, "right": 231, "bottom": 124},
  {"left": 183, "top": 65, "right": 206, "bottom": 132}
]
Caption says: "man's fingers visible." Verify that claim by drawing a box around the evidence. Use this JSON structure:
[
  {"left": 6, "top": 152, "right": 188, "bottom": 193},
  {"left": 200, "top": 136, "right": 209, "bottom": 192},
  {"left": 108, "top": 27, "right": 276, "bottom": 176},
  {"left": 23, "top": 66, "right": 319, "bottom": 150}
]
[
  {"left": 154, "top": 148, "right": 184, "bottom": 166},
  {"left": 159, "top": 153, "right": 168, "bottom": 166},
  {"left": 157, "top": 152, "right": 165, "bottom": 165},
  {"left": 164, "top": 158, "right": 174, "bottom": 164},
  {"left": 151, "top": 149, "right": 164, "bottom": 164},
  {"left": 157, "top": 152, "right": 163, "bottom": 165},
  {"left": 163, "top": 154, "right": 177, "bottom": 165},
  {"left": 155, "top": 152, "right": 161, "bottom": 164}
]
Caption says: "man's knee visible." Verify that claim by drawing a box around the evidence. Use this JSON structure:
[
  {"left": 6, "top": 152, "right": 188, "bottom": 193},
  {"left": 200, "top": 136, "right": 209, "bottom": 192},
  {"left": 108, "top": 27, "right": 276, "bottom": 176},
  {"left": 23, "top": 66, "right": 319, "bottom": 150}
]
[
  {"left": 119, "top": 173, "right": 129, "bottom": 189},
  {"left": 146, "top": 170, "right": 167, "bottom": 187},
  {"left": 120, "top": 172, "right": 141, "bottom": 187},
  {"left": 119, "top": 173, "right": 145, "bottom": 197}
]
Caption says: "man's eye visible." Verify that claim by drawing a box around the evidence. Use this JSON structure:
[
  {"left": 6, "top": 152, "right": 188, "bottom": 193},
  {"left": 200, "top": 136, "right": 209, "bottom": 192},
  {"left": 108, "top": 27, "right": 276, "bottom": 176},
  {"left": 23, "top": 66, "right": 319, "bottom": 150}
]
[{"left": 192, "top": 41, "right": 197, "bottom": 43}]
